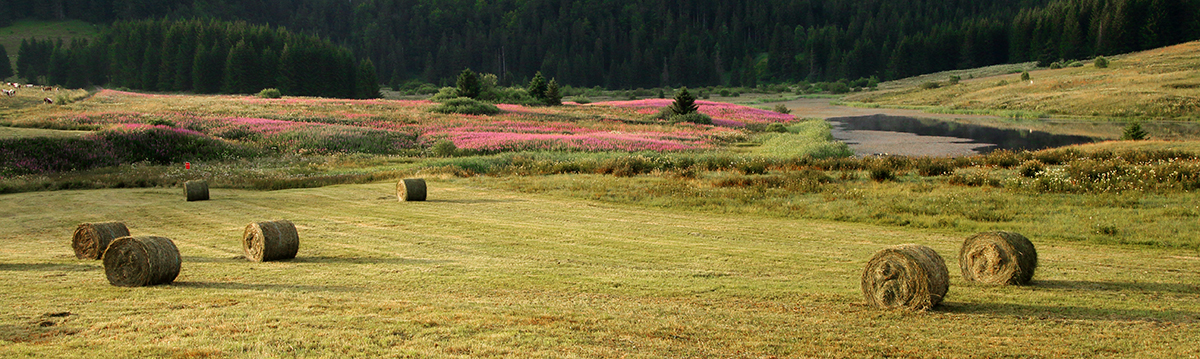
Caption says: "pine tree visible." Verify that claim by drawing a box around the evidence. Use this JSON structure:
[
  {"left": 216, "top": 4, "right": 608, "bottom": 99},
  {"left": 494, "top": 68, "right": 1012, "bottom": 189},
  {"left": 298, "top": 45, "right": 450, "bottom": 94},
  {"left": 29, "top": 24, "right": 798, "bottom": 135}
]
[
  {"left": 0, "top": 44, "right": 13, "bottom": 80},
  {"left": 544, "top": 78, "right": 562, "bottom": 106},
  {"left": 527, "top": 71, "right": 547, "bottom": 99},
  {"left": 456, "top": 68, "right": 480, "bottom": 99},
  {"left": 223, "top": 40, "right": 258, "bottom": 94},
  {"left": 669, "top": 87, "right": 698, "bottom": 115}
]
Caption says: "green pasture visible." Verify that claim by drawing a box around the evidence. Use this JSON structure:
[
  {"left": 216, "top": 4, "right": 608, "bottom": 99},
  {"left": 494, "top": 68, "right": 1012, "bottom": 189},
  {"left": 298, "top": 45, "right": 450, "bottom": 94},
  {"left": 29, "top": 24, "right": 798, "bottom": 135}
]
[{"left": 1, "top": 180, "right": 1198, "bottom": 357}]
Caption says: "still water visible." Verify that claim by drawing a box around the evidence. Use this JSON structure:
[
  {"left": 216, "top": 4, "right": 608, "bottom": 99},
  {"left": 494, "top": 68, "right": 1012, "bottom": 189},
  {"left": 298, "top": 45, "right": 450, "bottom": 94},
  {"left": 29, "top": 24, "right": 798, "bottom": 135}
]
[{"left": 826, "top": 115, "right": 1095, "bottom": 157}]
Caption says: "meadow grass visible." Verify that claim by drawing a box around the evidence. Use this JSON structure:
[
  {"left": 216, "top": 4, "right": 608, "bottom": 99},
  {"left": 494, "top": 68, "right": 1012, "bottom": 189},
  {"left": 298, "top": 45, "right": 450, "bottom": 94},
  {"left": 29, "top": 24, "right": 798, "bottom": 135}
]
[
  {"left": 848, "top": 41, "right": 1200, "bottom": 121},
  {"left": 1, "top": 181, "right": 1197, "bottom": 357}
]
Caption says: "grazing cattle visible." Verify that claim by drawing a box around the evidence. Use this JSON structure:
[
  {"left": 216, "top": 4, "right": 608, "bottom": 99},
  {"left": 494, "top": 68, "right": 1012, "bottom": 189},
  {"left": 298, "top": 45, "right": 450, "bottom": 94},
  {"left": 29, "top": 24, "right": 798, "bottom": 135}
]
[
  {"left": 2, "top": 89, "right": 14, "bottom": 97},
  {"left": 24, "top": 84, "right": 34, "bottom": 88},
  {"left": 43, "top": 97, "right": 54, "bottom": 104},
  {"left": 42, "top": 87, "right": 54, "bottom": 92}
]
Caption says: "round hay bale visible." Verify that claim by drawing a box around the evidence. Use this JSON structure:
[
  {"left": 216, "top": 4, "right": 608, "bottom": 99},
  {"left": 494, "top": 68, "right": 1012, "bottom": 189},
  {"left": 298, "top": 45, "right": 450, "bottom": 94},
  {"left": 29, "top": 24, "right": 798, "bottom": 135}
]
[
  {"left": 861, "top": 244, "right": 949, "bottom": 310},
  {"left": 185, "top": 180, "right": 209, "bottom": 201},
  {"left": 242, "top": 220, "right": 299, "bottom": 262},
  {"left": 397, "top": 178, "right": 427, "bottom": 202},
  {"left": 959, "top": 231, "right": 1037, "bottom": 285},
  {"left": 72, "top": 222, "right": 130, "bottom": 260},
  {"left": 102, "top": 236, "right": 181, "bottom": 287}
]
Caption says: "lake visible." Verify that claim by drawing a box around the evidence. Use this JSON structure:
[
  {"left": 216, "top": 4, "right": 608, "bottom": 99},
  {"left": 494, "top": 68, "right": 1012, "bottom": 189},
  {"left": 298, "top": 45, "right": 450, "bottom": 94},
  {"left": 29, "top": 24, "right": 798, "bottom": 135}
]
[{"left": 826, "top": 115, "right": 1095, "bottom": 157}]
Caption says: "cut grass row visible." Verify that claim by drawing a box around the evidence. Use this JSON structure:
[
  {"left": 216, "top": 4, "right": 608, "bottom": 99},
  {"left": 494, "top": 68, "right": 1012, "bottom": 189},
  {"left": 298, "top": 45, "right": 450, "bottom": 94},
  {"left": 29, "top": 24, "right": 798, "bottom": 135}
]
[{"left": 1, "top": 181, "right": 1197, "bottom": 357}]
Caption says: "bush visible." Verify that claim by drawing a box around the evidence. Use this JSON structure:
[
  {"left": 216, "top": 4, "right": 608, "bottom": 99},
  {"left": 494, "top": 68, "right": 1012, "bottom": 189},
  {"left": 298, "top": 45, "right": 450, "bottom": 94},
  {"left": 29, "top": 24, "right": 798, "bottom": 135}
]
[
  {"left": 145, "top": 118, "right": 177, "bottom": 127},
  {"left": 569, "top": 96, "right": 592, "bottom": 104},
  {"left": 1018, "top": 160, "right": 1045, "bottom": 178},
  {"left": 916, "top": 158, "right": 954, "bottom": 176},
  {"left": 719, "top": 89, "right": 730, "bottom": 97},
  {"left": 1094, "top": 56, "right": 1109, "bottom": 69},
  {"left": 948, "top": 75, "right": 961, "bottom": 85},
  {"left": 919, "top": 81, "right": 941, "bottom": 90},
  {"left": 670, "top": 112, "right": 713, "bottom": 125},
  {"left": 430, "top": 87, "right": 460, "bottom": 101},
  {"left": 431, "top": 139, "right": 458, "bottom": 157},
  {"left": 773, "top": 104, "right": 791, "bottom": 114},
  {"left": 764, "top": 123, "right": 788, "bottom": 133},
  {"left": 257, "top": 88, "right": 282, "bottom": 99},
  {"left": 868, "top": 167, "right": 896, "bottom": 182},
  {"left": 430, "top": 97, "right": 502, "bottom": 115},
  {"left": 1020, "top": 71, "right": 1031, "bottom": 81},
  {"left": 825, "top": 82, "right": 850, "bottom": 94}
]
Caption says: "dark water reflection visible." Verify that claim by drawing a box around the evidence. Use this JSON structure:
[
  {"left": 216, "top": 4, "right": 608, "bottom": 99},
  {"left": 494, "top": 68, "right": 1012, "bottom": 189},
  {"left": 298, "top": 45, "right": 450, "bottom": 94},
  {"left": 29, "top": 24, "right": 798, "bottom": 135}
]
[{"left": 827, "top": 115, "right": 1095, "bottom": 155}]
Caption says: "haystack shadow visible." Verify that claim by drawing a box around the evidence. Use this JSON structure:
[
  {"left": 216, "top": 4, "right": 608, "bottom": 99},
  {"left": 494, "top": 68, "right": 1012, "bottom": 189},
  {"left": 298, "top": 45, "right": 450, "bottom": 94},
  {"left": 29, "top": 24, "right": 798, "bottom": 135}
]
[
  {"left": 1032, "top": 279, "right": 1199, "bottom": 294},
  {"left": 0, "top": 262, "right": 100, "bottom": 272},
  {"left": 172, "top": 281, "right": 360, "bottom": 292},
  {"left": 939, "top": 301, "right": 1199, "bottom": 324}
]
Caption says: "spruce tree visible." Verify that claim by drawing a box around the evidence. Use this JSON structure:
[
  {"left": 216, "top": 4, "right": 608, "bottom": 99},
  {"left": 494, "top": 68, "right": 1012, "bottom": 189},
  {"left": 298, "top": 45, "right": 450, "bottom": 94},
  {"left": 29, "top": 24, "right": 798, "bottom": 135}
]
[
  {"left": 223, "top": 40, "right": 258, "bottom": 94},
  {"left": 527, "top": 71, "right": 548, "bottom": 99},
  {"left": 456, "top": 68, "right": 480, "bottom": 99},
  {"left": 1122, "top": 122, "right": 1148, "bottom": 140},
  {"left": 0, "top": 44, "right": 13, "bottom": 80},
  {"left": 669, "top": 87, "right": 699, "bottom": 115},
  {"left": 544, "top": 78, "right": 562, "bottom": 106}
]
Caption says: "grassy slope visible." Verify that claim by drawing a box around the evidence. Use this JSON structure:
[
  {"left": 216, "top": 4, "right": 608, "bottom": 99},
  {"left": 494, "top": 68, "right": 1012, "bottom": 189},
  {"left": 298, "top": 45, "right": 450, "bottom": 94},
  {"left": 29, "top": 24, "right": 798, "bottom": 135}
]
[
  {"left": 0, "top": 20, "right": 101, "bottom": 81},
  {"left": 847, "top": 41, "right": 1200, "bottom": 122},
  {"left": 0, "top": 180, "right": 1197, "bottom": 357}
]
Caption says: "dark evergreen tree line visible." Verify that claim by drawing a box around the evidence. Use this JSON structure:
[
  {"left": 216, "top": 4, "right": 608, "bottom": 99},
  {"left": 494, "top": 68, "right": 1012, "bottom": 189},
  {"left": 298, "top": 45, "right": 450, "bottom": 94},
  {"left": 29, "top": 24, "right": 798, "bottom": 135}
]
[
  {"left": 17, "top": 18, "right": 379, "bottom": 98},
  {"left": 3, "top": 0, "right": 1199, "bottom": 89}
]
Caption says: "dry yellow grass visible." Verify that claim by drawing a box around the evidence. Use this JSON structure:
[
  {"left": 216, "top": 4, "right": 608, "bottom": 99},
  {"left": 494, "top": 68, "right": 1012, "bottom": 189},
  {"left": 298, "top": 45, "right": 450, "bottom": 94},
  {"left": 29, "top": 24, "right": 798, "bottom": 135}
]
[{"left": 850, "top": 41, "right": 1200, "bottom": 121}]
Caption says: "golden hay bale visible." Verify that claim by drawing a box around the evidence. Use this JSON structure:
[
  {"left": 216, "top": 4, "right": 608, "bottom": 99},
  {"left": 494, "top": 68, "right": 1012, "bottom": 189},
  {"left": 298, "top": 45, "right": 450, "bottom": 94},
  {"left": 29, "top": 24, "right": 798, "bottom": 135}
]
[
  {"left": 959, "top": 231, "right": 1037, "bottom": 285},
  {"left": 185, "top": 180, "right": 209, "bottom": 201},
  {"left": 242, "top": 220, "right": 299, "bottom": 262},
  {"left": 397, "top": 178, "right": 427, "bottom": 202},
  {"left": 861, "top": 244, "right": 949, "bottom": 310},
  {"left": 102, "top": 236, "right": 181, "bottom": 287},
  {"left": 72, "top": 222, "right": 130, "bottom": 260}
]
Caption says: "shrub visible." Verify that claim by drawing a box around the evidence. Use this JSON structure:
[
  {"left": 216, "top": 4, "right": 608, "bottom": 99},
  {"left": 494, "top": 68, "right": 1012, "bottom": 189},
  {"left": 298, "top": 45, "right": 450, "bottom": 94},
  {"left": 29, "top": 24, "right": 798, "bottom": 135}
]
[
  {"left": 1094, "top": 56, "right": 1109, "bottom": 69},
  {"left": 772, "top": 104, "right": 791, "bottom": 114},
  {"left": 430, "top": 97, "right": 501, "bottom": 115},
  {"left": 669, "top": 87, "right": 699, "bottom": 115},
  {"left": 145, "top": 118, "right": 177, "bottom": 127},
  {"left": 736, "top": 159, "right": 769, "bottom": 175},
  {"left": 764, "top": 123, "right": 788, "bottom": 133},
  {"left": 1018, "top": 160, "right": 1045, "bottom": 178},
  {"left": 948, "top": 75, "right": 961, "bottom": 85},
  {"left": 430, "top": 87, "right": 459, "bottom": 101},
  {"left": 569, "top": 96, "right": 592, "bottom": 104},
  {"left": 1020, "top": 71, "right": 1031, "bottom": 81},
  {"left": 869, "top": 167, "right": 895, "bottom": 182},
  {"left": 984, "top": 150, "right": 1021, "bottom": 168},
  {"left": 257, "top": 88, "right": 282, "bottom": 99},
  {"left": 670, "top": 112, "right": 713, "bottom": 125},
  {"left": 719, "top": 89, "right": 730, "bottom": 97},
  {"left": 919, "top": 81, "right": 941, "bottom": 90},
  {"left": 825, "top": 82, "right": 850, "bottom": 94},
  {"left": 431, "top": 140, "right": 458, "bottom": 157},
  {"left": 916, "top": 158, "right": 954, "bottom": 176}
]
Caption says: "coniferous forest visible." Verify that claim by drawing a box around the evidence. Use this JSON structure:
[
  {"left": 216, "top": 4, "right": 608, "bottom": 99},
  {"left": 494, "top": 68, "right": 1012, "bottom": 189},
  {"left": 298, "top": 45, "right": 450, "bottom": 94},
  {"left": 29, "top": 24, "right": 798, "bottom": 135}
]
[
  {"left": 14, "top": 19, "right": 380, "bottom": 98},
  {"left": 2, "top": 0, "right": 1199, "bottom": 91}
]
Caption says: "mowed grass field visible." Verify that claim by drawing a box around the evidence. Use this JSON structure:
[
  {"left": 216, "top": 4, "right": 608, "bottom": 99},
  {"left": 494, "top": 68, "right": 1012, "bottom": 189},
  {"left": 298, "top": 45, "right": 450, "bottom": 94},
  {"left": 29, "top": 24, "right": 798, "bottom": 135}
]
[{"left": 2, "top": 180, "right": 1198, "bottom": 357}]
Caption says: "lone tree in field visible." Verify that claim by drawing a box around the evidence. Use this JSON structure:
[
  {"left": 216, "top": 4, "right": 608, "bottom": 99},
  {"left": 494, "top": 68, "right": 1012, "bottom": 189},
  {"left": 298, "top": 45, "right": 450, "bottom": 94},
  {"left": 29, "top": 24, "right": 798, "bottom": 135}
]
[
  {"left": 544, "top": 78, "right": 562, "bottom": 106},
  {"left": 456, "top": 68, "right": 480, "bottom": 99},
  {"left": 669, "top": 87, "right": 699, "bottom": 115},
  {"left": 527, "top": 71, "right": 548, "bottom": 100},
  {"left": 1122, "top": 121, "right": 1148, "bottom": 140}
]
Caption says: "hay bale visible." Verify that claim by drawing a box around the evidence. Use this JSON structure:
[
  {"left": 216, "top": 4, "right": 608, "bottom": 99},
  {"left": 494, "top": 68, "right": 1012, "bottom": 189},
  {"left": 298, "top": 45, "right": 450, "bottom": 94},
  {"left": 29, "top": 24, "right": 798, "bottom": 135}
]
[
  {"left": 185, "top": 180, "right": 209, "bottom": 201},
  {"left": 861, "top": 244, "right": 949, "bottom": 310},
  {"left": 242, "top": 220, "right": 299, "bottom": 262},
  {"left": 959, "top": 231, "right": 1037, "bottom": 285},
  {"left": 102, "top": 236, "right": 181, "bottom": 287},
  {"left": 397, "top": 178, "right": 427, "bottom": 202},
  {"left": 72, "top": 222, "right": 130, "bottom": 260}
]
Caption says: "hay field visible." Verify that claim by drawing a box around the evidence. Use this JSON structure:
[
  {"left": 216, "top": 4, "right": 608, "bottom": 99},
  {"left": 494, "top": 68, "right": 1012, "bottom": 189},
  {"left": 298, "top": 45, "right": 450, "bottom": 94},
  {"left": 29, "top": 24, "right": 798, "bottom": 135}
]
[{"left": 1, "top": 180, "right": 1197, "bottom": 357}]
